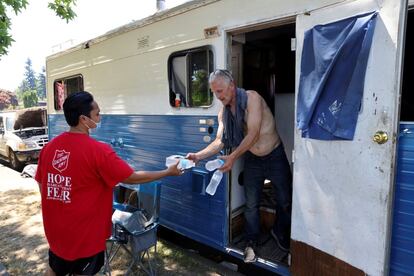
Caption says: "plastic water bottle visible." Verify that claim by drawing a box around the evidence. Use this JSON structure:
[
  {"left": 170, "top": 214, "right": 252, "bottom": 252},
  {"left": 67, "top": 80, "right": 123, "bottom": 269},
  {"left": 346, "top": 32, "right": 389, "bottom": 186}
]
[
  {"left": 165, "top": 155, "right": 195, "bottom": 170},
  {"left": 205, "top": 170, "right": 223, "bottom": 195},
  {"left": 178, "top": 158, "right": 195, "bottom": 170},
  {"left": 205, "top": 159, "right": 224, "bottom": 171}
]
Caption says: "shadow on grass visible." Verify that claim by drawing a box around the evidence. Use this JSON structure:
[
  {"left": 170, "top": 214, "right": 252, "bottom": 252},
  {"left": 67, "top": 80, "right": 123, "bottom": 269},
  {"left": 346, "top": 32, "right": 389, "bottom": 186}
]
[
  {"left": 105, "top": 237, "right": 237, "bottom": 276},
  {"left": 0, "top": 189, "right": 242, "bottom": 276},
  {"left": 0, "top": 189, "right": 48, "bottom": 275}
]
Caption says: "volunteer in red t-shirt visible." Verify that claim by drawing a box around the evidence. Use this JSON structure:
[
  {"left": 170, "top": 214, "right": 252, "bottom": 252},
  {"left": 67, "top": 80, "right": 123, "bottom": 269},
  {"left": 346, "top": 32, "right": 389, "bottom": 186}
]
[{"left": 35, "top": 91, "right": 182, "bottom": 276}]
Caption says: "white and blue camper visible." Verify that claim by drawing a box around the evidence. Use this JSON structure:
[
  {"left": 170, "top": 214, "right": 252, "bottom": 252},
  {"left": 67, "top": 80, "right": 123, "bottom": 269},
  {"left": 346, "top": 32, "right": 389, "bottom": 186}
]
[{"left": 46, "top": 0, "right": 413, "bottom": 275}]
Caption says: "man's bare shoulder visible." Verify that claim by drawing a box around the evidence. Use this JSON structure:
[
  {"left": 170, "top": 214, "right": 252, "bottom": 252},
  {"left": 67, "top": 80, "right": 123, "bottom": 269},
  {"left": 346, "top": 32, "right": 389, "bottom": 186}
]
[
  {"left": 245, "top": 89, "right": 259, "bottom": 95},
  {"left": 245, "top": 90, "right": 262, "bottom": 106}
]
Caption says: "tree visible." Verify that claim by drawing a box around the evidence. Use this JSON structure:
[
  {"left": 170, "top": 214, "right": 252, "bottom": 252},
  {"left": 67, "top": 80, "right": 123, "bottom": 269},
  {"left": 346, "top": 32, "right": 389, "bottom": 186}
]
[
  {"left": 0, "top": 0, "right": 77, "bottom": 58},
  {"left": 15, "top": 79, "right": 28, "bottom": 102},
  {"left": 24, "top": 58, "right": 36, "bottom": 90},
  {"left": 22, "top": 90, "right": 38, "bottom": 108},
  {"left": 16, "top": 61, "right": 45, "bottom": 104},
  {"left": 0, "top": 88, "right": 18, "bottom": 110},
  {"left": 191, "top": 69, "right": 209, "bottom": 106},
  {"left": 37, "top": 66, "right": 46, "bottom": 99}
]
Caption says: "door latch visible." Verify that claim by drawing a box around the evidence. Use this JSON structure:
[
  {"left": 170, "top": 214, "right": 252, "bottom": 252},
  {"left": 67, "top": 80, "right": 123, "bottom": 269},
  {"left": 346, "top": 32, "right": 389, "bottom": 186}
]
[{"left": 373, "top": 131, "right": 388, "bottom": 144}]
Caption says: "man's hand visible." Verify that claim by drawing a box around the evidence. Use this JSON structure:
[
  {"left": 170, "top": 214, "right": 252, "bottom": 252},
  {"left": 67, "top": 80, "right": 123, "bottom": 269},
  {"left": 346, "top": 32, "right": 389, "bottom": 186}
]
[
  {"left": 186, "top": 153, "right": 200, "bottom": 164},
  {"left": 218, "top": 155, "right": 236, "bottom": 173},
  {"left": 166, "top": 160, "right": 183, "bottom": 176}
]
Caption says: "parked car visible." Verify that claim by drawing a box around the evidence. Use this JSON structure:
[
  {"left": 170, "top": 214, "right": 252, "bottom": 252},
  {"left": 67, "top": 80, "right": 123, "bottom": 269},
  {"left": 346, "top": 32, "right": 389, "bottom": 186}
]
[{"left": 0, "top": 107, "right": 48, "bottom": 170}]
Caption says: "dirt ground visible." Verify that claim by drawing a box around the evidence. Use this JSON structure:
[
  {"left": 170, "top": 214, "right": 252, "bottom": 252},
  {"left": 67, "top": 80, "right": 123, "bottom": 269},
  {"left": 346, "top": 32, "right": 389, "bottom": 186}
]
[{"left": 0, "top": 163, "right": 242, "bottom": 275}]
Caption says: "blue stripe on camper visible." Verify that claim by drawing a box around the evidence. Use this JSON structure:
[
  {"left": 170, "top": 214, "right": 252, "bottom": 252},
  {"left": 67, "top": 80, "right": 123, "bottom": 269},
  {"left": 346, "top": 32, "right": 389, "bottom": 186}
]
[
  {"left": 48, "top": 114, "right": 227, "bottom": 249},
  {"left": 390, "top": 123, "right": 414, "bottom": 276}
]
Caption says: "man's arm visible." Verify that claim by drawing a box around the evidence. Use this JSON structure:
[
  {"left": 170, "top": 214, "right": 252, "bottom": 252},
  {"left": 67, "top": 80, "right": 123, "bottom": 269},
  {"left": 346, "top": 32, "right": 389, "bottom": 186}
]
[
  {"left": 220, "top": 91, "right": 262, "bottom": 172},
  {"left": 187, "top": 108, "right": 225, "bottom": 162},
  {"left": 122, "top": 161, "right": 182, "bottom": 184}
]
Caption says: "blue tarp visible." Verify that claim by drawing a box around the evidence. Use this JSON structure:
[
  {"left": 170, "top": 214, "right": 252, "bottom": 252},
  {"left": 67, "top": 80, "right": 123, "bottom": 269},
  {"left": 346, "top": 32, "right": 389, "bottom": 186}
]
[{"left": 297, "top": 12, "right": 378, "bottom": 140}]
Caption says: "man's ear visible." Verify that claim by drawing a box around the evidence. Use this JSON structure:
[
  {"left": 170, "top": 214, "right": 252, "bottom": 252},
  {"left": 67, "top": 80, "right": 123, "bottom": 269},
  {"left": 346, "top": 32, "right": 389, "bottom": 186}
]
[{"left": 79, "top": 115, "right": 87, "bottom": 124}]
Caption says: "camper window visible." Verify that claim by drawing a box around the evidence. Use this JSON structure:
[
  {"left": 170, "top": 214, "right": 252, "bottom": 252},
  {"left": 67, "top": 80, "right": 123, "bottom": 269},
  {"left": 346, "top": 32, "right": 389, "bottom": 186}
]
[
  {"left": 168, "top": 46, "right": 214, "bottom": 107},
  {"left": 53, "top": 75, "right": 84, "bottom": 110}
]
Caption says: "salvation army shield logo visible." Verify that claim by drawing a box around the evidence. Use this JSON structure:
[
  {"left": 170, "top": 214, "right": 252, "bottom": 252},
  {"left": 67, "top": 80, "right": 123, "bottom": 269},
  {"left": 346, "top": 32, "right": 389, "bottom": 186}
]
[{"left": 52, "top": 150, "right": 71, "bottom": 172}]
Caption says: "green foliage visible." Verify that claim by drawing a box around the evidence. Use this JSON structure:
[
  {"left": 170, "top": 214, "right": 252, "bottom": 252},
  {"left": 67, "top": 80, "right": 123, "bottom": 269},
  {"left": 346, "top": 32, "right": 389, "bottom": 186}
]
[
  {"left": 15, "top": 79, "right": 27, "bottom": 101},
  {"left": 16, "top": 61, "right": 45, "bottom": 103},
  {"left": 0, "top": 0, "right": 76, "bottom": 58},
  {"left": 24, "top": 57, "right": 36, "bottom": 90},
  {"left": 48, "top": 0, "right": 76, "bottom": 23},
  {"left": 191, "top": 69, "right": 211, "bottom": 106},
  {"left": 0, "top": 88, "right": 18, "bottom": 110},
  {"left": 22, "top": 89, "right": 38, "bottom": 108},
  {"left": 36, "top": 66, "right": 46, "bottom": 99},
  {"left": 0, "top": 0, "right": 28, "bottom": 57}
]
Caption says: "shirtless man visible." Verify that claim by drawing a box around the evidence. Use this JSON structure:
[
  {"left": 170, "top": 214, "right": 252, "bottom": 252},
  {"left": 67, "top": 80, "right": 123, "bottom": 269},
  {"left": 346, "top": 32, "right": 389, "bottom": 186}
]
[{"left": 187, "top": 69, "right": 292, "bottom": 262}]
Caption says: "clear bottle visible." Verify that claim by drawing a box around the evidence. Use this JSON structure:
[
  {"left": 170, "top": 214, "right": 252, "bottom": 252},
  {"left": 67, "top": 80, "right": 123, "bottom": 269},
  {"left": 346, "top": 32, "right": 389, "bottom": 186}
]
[
  {"left": 205, "top": 159, "right": 224, "bottom": 171},
  {"left": 165, "top": 155, "right": 182, "bottom": 167},
  {"left": 205, "top": 170, "right": 223, "bottom": 195},
  {"left": 165, "top": 155, "right": 195, "bottom": 170},
  {"left": 178, "top": 158, "right": 195, "bottom": 170}
]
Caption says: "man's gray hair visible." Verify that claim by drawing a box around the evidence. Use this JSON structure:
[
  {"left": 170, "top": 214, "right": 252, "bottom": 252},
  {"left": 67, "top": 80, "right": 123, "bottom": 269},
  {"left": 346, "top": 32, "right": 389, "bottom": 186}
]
[{"left": 209, "top": 69, "right": 234, "bottom": 84}]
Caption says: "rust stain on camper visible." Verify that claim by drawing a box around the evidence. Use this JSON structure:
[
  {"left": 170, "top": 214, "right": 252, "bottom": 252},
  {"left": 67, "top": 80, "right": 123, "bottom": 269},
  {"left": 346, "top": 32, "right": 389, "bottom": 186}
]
[
  {"left": 291, "top": 240, "right": 365, "bottom": 276},
  {"left": 204, "top": 26, "right": 220, "bottom": 38}
]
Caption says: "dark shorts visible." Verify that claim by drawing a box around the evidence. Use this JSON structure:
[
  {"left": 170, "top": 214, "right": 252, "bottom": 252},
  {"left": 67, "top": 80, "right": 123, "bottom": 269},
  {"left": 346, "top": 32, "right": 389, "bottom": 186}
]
[{"left": 49, "top": 249, "right": 104, "bottom": 276}]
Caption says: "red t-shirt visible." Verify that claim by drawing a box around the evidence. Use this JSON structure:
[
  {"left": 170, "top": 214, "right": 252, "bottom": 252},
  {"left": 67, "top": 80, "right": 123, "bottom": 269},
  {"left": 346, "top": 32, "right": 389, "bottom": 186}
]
[{"left": 35, "top": 132, "right": 134, "bottom": 260}]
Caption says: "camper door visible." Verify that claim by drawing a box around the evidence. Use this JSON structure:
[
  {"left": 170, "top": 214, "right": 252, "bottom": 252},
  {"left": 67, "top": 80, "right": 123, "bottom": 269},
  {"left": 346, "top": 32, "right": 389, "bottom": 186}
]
[{"left": 292, "top": 0, "right": 406, "bottom": 275}]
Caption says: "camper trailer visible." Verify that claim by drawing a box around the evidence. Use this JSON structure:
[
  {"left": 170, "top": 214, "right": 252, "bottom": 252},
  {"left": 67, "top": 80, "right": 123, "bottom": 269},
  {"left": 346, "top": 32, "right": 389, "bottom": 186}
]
[{"left": 45, "top": 0, "right": 413, "bottom": 275}]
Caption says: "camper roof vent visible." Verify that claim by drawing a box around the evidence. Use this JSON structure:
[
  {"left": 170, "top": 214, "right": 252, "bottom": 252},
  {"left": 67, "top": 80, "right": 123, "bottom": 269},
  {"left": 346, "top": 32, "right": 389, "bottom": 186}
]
[{"left": 157, "top": 0, "right": 166, "bottom": 11}]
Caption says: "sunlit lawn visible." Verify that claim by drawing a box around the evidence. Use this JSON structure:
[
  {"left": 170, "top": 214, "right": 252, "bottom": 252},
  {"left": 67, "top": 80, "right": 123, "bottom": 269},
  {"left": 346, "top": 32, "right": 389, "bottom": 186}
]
[{"left": 0, "top": 188, "right": 237, "bottom": 275}]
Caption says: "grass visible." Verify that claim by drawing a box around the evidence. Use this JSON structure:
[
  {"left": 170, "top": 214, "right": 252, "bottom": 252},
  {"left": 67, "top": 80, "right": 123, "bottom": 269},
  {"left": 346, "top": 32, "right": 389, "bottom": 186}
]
[{"left": 0, "top": 188, "right": 240, "bottom": 275}]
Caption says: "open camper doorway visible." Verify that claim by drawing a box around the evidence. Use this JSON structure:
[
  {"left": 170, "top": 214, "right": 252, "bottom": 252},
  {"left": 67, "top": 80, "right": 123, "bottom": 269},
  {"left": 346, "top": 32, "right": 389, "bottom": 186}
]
[
  {"left": 390, "top": 8, "right": 414, "bottom": 275},
  {"left": 399, "top": 9, "right": 414, "bottom": 123},
  {"left": 228, "top": 21, "right": 296, "bottom": 266}
]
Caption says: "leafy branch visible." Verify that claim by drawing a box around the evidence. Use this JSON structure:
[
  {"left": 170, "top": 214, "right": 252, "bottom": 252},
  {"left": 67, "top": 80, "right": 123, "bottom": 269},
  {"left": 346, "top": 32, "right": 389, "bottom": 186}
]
[
  {"left": 0, "top": 0, "right": 77, "bottom": 58},
  {"left": 47, "top": 0, "right": 76, "bottom": 22}
]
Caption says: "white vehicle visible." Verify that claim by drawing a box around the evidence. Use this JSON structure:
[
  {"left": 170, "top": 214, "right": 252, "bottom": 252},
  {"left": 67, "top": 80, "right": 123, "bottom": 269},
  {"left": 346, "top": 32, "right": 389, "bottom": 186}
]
[
  {"left": 0, "top": 108, "right": 48, "bottom": 170},
  {"left": 45, "top": 0, "right": 413, "bottom": 275}
]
